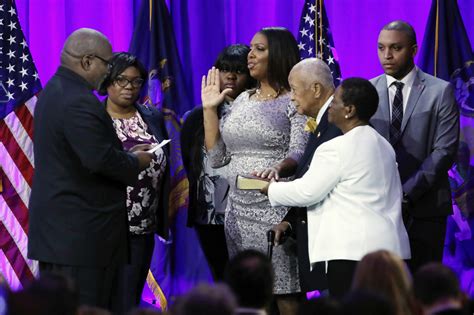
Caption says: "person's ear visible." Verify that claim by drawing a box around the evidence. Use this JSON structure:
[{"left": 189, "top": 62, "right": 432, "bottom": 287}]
[
  {"left": 345, "top": 104, "right": 357, "bottom": 119},
  {"left": 81, "top": 55, "right": 92, "bottom": 71},
  {"left": 411, "top": 44, "right": 418, "bottom": 58},
  {"left": 312, "top": 82, "right": 322, "bottom": 98}
]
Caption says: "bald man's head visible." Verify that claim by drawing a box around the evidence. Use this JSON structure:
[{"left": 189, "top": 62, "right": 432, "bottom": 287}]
[
  {"left": 60, "top": 28, "right": 112, "bottom": 90},
  {"left": 289, "top": 58, "right": 335, "bottom": 117}
]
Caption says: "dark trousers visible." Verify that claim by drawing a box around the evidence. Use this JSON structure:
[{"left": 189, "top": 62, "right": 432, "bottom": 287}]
[
  {"left": 296, "top": 220, "right": 328, "bottom": 292},
  {"left": 195, "top": 224, "right": 228, "bottom": 281},
  {"left": 326, "top": 260, "right": 358, "bottom": 299},
  {"left": 113, "top": 233, "right": 155, "bottom": 315},
  {"left": 407, "top": 216, "right": 447, "bottom": 273},
  {"left": 39, "top": 260, "right": 118, "bottom": 309}
]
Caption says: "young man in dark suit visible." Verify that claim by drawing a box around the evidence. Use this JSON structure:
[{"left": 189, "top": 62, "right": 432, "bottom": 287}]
[
  {"left": 271, "top": 58, "right": 342, "bottom": 293},
  {"left": 370, "top": 20, "right": 459, "bottom": 272},
  {"left": 28, "top": 28, "right": 153, "bottom": 309}
]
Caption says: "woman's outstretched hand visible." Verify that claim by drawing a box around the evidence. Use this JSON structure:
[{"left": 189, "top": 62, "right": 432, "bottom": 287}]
[
  {"left": 252, "top": 166, "right": 281, "bottom": 181},
  {"left": 201, "top": 67, "right": 233, "bottom": 109}
]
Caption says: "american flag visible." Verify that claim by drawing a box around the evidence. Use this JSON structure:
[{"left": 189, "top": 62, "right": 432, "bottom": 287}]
[
  {"left": 0, "top": 0, "right": 41, "bottom": 289},
  {"left": 297, "top": 0, "right": 342, "bottom": 86}
]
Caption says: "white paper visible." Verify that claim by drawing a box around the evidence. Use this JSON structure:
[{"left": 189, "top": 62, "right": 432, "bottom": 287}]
[{"left": 147, "top": 139, "right": 171, "bottom": 154}]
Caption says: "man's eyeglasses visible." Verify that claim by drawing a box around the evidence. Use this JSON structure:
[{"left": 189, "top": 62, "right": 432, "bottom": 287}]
[
  {"left": 91, "top": 55, "right": 113, "bottom": 69},
  {"left": 114, "top": 76, "right": 145, "bottom": 88},
  {"left": 63, "top": 50, "right": 112, "bottom": 70}
]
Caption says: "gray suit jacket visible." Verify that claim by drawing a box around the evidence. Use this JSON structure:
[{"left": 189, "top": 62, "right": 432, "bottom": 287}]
[{"left": 370, "top": 69, "right": 459, "bottom": 218}]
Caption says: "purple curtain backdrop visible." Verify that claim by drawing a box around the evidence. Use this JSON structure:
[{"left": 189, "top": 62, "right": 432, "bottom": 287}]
[
  {"left": 16, "top": 0, "right": 474, "bottom": 108},
  {"left": 13, "top": 0, "right": 474, "bottom": 299}
]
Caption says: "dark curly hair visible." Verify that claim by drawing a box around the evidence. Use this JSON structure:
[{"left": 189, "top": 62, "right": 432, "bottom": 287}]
[
  {"left": 340, "top": 77, "right": 379, "bottom": 122},
  {"left": 98, "top": 52, "right": 147, "bottom": 95}
]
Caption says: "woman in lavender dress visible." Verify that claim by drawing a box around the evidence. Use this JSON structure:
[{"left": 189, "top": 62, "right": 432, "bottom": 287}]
[
  {"left": 100, "top": 52, "right": 169, "bottom": 315},
  {"left": 202, "top": 28, "right": 308, "bottom": 315}
]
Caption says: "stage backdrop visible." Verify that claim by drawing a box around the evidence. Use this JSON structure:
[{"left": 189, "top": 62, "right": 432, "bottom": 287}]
[
  {"left": 16, "top": 0, "right": 474, "bottom": 108},
  {"left": 9, "top": 0, "right": 474, "bottom": 300}
]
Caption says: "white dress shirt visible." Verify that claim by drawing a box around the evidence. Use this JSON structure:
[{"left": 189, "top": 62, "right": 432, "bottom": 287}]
[
  {"left": 386, "top": 66, "right": 417, "bottom": 119},
  {"left": 268, "top": 125, "right": 410, "bottom": 264},
  {"left": 316, "top": 95, "right": 333, "bottom": 124}
]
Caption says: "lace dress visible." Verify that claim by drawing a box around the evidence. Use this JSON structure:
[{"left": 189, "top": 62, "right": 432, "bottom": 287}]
[{"left": 209, "top": 92, "right": 308, "bottom": 294}]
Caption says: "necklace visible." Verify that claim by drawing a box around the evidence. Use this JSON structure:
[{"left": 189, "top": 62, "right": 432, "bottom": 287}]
[{"left": 255, "top": 88, "right": 278, "bottom": 100}]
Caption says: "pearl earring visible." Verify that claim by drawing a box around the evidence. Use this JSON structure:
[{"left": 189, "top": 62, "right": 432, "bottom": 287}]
[{"left": 345, "top": 115, "right": 349, "bottom": 119}]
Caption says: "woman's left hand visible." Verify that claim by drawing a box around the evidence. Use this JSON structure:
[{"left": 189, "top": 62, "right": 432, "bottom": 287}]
[{"left": 252, "top": 166, "right": 281, "bottom": 181}]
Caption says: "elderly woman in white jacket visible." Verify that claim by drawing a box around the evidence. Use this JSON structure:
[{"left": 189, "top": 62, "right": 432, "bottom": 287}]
[{"left": 264, "top": 77, "right": 410, "bottom": 298}]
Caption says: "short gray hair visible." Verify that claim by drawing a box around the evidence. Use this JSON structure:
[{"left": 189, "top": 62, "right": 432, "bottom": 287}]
[{"left": 292, "top": 58, "right": 335, "bottom": 91}]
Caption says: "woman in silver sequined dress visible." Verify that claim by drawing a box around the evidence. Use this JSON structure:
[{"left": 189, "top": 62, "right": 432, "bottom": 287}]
[{"left": 202, "top": 27, "right": 308, "bottom": 315}]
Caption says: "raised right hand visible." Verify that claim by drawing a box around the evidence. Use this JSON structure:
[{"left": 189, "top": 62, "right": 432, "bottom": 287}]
[{"left": 201, "top": 67, "right": 232, "bottom": 109}]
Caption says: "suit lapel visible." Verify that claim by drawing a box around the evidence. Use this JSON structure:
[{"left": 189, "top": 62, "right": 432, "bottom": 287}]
[
  {"left": 401, "top": 70, "right": 425, "bottom": 132},
  {"left": 136, "top": 105, "right": 164, "bottom": 142},
  {"left": 295, "top": 111, "right": 330, "bottom": 178},
  {"left": 314, "top": 110, "right": 329, "bottom": 140},
  {"left": 376, "top": 76, "right": 391, "bottom": 139}
]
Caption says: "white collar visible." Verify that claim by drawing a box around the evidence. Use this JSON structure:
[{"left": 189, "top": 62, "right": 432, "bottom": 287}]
[
  {"left": 316, "top": 94, "right": 334, "bottom": 124},
  {"left": 386, "top": 66, "right": 417, "bottom": 88}
]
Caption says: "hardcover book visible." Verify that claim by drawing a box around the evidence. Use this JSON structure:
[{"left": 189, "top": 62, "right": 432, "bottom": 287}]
[{"left": 236, "top": 174, "right": 270, "bottom": 190}]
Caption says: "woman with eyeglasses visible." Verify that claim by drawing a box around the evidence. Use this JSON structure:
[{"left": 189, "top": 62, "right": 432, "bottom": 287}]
[{"left": 99, "top": 52, "right": 170, "bottom": 315}]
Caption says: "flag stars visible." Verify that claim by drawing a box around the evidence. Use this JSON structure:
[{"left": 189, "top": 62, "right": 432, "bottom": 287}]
[
  {"left": 19, "top": 82, "right": 28, "bottom": 91},
  {"left": 298, "top": 42, "right": 306, "bottom": 51},
  {"left": 21, "top": 39, "right": 28, "bottom": 48},
  {"left": 0, "top": 4, "right": 4, "bottom": 11},
  {"left": 8, "top": 35, "right": 16, "bottom": 45},
  {"left": 327, "top": 56, "right": 334, "bottom": 65},
  {"left": 304, "top": 14, "right": 311, "bottom": 23},
  {"left": 33, "top": 72, "right": 39, "bottom": 80},
  {"left": 9, "top": 7, "right": 16, "bottom": 15},
  {"left": 8, "top": 21, "right": 16, "bottom": 31},
  {"left": 318, "top": 38, "right": 326, "bottom": 45},
  {"left": 20, "top": 53, "right": 28, "bottom": 62},
  {"left": 300, "top": 28, "right": 309, "bottom": 38},
  {"left": 308, "top": 32, "right": 314, "bottom": 41},
  {"left": 309, "top": 4, "right": 316, "bottom": 13},
  {"left": 308, "top": 18, "right": 315, "bottom": 27},
  {"left": 7, "top": 50, "right": 15, "bottom": 58},
  {"left": 308, "top": 47, "right": 313, "bottom": 55},
  {"left": 6, "top": 91, "right": 14, "bottom": 100},
  {"left": 6, "top": 78, "right": 14, "bottom": 87},
  {"left": 7, "top": 64, "right": 15, "bottom": 73},
  {"left": 20, "top": 67, "right": 28, "bottom": 77},
  {"left": 0, "top": 19, "right": 3, "bottom": 26}
]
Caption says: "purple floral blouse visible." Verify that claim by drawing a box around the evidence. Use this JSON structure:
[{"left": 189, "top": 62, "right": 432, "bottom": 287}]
[{"left": 111, "top": 112, "right": 167, "bottom": 235}]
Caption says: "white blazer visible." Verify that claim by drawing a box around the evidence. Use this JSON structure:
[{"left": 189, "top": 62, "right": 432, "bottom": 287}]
[{"left": 269, "top": 125, "right": 410, "bottom": 265}]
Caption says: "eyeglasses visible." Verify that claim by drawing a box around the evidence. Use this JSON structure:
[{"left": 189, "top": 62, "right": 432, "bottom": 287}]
[
  {"left": 114, "top": 76, "right": 145, "bottom": 88},
  {"left": 91, "top": 55, "right": 113, "bottom": 69}
]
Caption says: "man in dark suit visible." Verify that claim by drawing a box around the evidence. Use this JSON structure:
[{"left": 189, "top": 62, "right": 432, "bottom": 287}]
[
  {"left": 370, "top": 20, "right": 459, "bottom": 272},
  {"left": 28, "top": 28, "right": 153, "bottom": 309},
  {"left": 271, "top": 58, "right": 342, "bottom": 292}
]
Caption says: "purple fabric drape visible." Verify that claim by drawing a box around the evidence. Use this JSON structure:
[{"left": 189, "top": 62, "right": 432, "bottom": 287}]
[{"left": 17, "top": 0, "right": 474, "bottom": 107}]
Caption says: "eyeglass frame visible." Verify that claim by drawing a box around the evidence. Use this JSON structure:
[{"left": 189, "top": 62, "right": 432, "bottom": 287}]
[
  {"left": 91, "top": 54, "right": 113, "bottom": 69},
  {"left": 113, "top": 76, "right": 145, "bottom": 89},
  {"left": 63, "top": 50, "right": 112, "bottom": 70}
]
